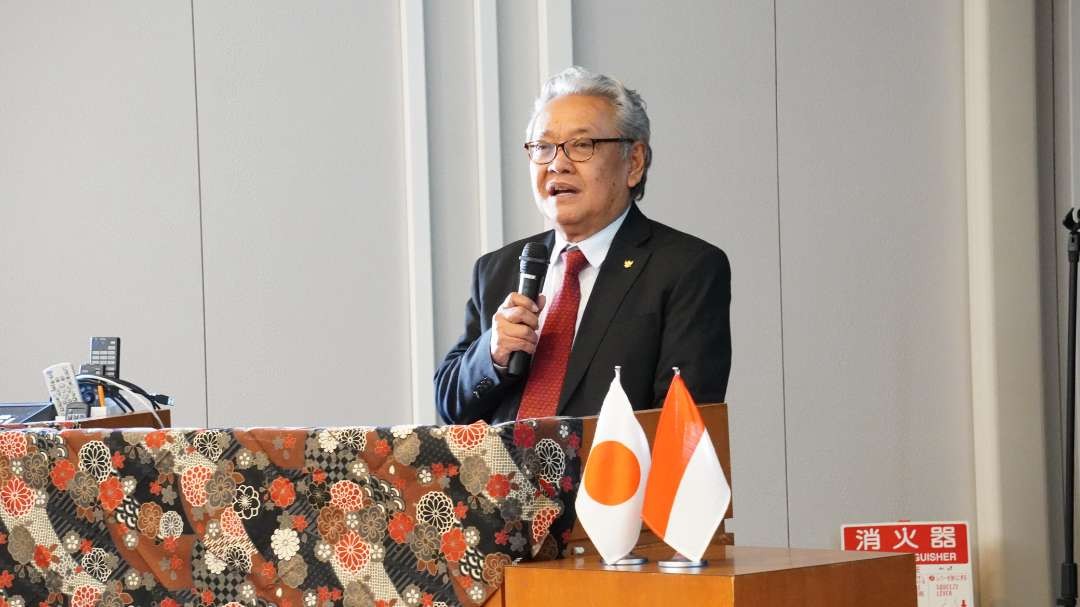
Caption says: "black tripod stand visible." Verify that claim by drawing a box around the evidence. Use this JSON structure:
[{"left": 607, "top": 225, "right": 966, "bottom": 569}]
[{"left": 1060, "top": 210, "right": 1080, "bottom": 607}]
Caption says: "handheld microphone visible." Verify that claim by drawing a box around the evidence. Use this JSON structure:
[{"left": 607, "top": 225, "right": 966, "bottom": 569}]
[{"left": 508, "top": 242, "right": 550, "bottom": 377}]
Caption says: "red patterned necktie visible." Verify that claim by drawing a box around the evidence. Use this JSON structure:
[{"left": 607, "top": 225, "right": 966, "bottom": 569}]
[{"left": 516, "top": 247, "right": 589, "bottom": 420}]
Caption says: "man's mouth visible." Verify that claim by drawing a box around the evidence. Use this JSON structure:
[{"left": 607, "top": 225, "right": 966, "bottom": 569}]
[{"left": 546, "top": 182, "right": 580, "bottom": 198}]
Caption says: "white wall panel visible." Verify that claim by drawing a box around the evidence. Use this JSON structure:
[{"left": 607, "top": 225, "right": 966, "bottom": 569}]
[
  {"left": 498, "top": 0, "right": 545, "bottom": 243},
  {"left": 776, "top": 0, "right": 973, "bottom": 548},
  {"left": 425, "top": 0, "right": 482, "bottom": 365},
  {"left": 194, "top": 1, "right": 411, "bottom": 427},
  {"left": 0, "top": 1, "right": 206, "bottom": 426},
  {"left": 573, "top": 0, "right": 787, "bottom": 546}
]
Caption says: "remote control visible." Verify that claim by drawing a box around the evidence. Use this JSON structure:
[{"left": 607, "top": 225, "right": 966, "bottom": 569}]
[
  {"left": 43, "top": 362, "right": 85, "bottom": 418},
  {"left": 89, "top": 337, "right": 120, "bottom": 379},
  {"left": 79, "top": 363, "right": 105, "bottom": 377}
]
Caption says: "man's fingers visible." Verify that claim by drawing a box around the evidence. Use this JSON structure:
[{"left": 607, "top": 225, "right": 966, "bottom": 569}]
[
  {"left": 495, "top": 292, "right": 541, "bottom": 329},
  {"left": 490, "top": 333, "right": 538, "bottom": 366},
  {"left": 506, "top": 292, "right": 540, "bottom": 313},
  {"left": 499, "top": 322, "right": 539, "bottom": 343},
  {"left": 498, "top": 306, "right": 539, "bottom": 329},
  {"left": 499, "top": 336, "right": 537, "bottom": 356},
  {"left": 490, "top": 291, "right": 542, "bottom": 366}
]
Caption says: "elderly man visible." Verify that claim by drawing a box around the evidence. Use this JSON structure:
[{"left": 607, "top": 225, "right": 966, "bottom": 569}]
[{"left": 435, "top": 67, "right": 731, "bottom": 424}]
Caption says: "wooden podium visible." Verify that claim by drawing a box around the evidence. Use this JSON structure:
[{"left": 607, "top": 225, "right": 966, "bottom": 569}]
[
  {"left": 487, "top": 404, "right": 917, "bottom": 606},
  {"left": 504, "top": 544, "right": 916, "bottom": 606},
  {"left": 77, "top": 409, "right": 171, "bottom": 429}
]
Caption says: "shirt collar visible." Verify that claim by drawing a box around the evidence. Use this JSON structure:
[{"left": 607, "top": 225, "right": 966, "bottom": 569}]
[{"left": 549, "top": 205, "right": 631, "bottom": 269}]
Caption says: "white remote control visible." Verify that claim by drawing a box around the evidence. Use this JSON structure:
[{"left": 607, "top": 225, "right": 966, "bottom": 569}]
[{"left": 43, "top": 362, "right": 84, "bottom": 418}]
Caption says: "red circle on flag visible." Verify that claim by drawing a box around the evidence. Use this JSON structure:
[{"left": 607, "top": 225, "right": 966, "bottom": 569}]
[{"left": 584, "top": 441, "right": 640, "bottom": 506}]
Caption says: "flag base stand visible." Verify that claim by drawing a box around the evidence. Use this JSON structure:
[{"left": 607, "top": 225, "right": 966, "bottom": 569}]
[
  {"left": 603, "top": 553, "right": 647, "bottom": 566},
  {"left": 657, "top": 553, "right": 707, "bottom": 569}
]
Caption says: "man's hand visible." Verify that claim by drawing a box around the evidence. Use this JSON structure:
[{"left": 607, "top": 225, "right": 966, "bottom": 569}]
[{"left": 490, "top": 292, "right": 547, "bottom": 367}]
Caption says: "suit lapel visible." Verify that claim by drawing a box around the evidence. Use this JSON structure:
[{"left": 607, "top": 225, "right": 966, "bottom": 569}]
[
  {"left": 557, "top": 205, "right": 652, "bottom": 412},
  {"left": 539, "top": 231, "right": 556, "bottom": 292}
]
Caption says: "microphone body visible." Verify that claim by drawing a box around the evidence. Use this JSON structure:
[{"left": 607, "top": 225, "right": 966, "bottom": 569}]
[{"left": 508, "top": 242, "right": 550, "bottom": 377}]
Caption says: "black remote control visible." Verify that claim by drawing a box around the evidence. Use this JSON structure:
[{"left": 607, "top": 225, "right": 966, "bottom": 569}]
[{"left": 89, "top": 337, "right": 120, "bottom": 379}]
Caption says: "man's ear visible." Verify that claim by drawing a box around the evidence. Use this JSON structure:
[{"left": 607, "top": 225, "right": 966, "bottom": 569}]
[{"left": 627, "top": 141, "right": 646, "bottom": 188}]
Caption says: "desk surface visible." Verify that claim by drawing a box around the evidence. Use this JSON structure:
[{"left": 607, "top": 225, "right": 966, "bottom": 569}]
[
  {"left": 517, "top": 544, "right": 907, "bottom": 576},
  {"left": 503, "top": 545, "right": 917, "bottom": 607},
  {"left": 74, "top": 408, "right": 171, "bottom": 428}
]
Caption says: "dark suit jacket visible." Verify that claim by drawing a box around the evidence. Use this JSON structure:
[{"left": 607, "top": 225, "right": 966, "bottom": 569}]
[{"left": 434, "top": 203, "right": 731, "bottom": 424}]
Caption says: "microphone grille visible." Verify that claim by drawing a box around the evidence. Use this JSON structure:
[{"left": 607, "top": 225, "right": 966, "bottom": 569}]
[{"left": 521, "top": 242, "right": 549, "bottom": 261}]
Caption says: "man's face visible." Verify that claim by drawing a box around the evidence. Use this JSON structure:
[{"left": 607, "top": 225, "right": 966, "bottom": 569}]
[{"left": 528, "top": 94, "right": 645, "bottom": 242}]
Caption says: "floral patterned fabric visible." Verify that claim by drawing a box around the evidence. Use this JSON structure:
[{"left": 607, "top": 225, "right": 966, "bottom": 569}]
[{"left": 0, "top": 419, "right": 582, "bottom": 607}]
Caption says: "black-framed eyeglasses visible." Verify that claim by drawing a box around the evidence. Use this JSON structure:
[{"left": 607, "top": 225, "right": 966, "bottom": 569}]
[{"left": 523, "top": 137, "right": 634, "bottom": 164}]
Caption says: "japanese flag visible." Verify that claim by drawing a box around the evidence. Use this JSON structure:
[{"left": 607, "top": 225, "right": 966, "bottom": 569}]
[
  {"left": 575, "top": 367, "right": 652, "bottom": 563},
  {"left": 642, "top": 371, "right": 731, "bottom": 561}
]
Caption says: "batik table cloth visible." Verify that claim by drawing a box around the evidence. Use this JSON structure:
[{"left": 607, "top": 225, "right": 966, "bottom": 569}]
[{"left": 0, "top": 419, "right": 582, "bottom": 607}]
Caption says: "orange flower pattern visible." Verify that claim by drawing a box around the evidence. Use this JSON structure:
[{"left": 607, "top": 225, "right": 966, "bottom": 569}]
[
  {"left": 97, "top": 476, "right": 124, "bottom": 512},
  {"left": 440, "top": 528, "right": 467, "bottom": 562},
  {"left": 49, "top": 459, "right": 75, "bottom": 490},
  {"left": 269, "top": 476, "right": 296, "bottom": 508},
  {"left": 0, "top": 478, "right": 32, "bottom": 518},
  {"left": 335, "top": 531, "right": 369, "bottom": 571},
  {"left": 0, "top": 420, "right": 580, "bottom": 607}
]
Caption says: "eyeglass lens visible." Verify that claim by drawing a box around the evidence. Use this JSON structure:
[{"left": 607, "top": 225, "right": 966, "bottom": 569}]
[{"left": 529, "top": 139, "right": 596, "bottom": 163}]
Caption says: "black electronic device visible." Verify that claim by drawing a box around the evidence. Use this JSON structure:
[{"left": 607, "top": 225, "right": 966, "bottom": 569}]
[
  {"left": 65, "top": 401, "right": 89, "bottom": 420},
  {"left": 79, "top": 363, "right": 105, "bottom": 377},
  {"left": 0, "top": 402, "right": 59, "bottom": 425},
  {"left": 508, "top": 242, "right": 550, "bottom": 377},
  {"left": 90, "top": 337, "right": 120, "bottom": 379}
]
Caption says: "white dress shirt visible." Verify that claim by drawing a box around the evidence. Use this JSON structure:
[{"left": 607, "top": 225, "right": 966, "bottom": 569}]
[{"left": 538, "top": 206, "right": 630, "bottom": 344}]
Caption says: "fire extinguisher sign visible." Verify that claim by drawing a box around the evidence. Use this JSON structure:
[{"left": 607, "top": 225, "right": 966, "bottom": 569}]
[{"left": 841, "top": 521, "right": 973, "bottom": 607}]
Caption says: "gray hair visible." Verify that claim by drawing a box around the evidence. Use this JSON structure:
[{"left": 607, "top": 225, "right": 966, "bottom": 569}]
[{"left": 527, "top": 66, "right": 653, "bottom": 202}]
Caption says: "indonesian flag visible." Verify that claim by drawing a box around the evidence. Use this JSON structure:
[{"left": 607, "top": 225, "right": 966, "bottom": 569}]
[
  {"left": 642, "top": 371, "right": 731, "bottom": 561},
  {"left": 575, "top": 368, "right": 652, "bottom": 563}
]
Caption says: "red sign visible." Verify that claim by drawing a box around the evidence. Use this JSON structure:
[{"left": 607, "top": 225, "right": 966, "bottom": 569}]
[
  {"left": 843, "top": 521, "right": 973, "bottom": 606},
  {"left": 841, "top": 522, "right": 968, "bottom": 565}
]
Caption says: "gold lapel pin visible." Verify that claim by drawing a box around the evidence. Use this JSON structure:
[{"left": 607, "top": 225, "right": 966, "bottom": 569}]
[{"left": 623, "top": 259, "right": 634, "bottom": 269}]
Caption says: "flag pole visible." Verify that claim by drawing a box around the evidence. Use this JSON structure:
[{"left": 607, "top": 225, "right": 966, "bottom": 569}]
[
  {"left": 1059, "top": 210, "right": 1078, "bottom": 607},
  {"left": 656, "top": 367, "right": 709, "bottom": 570},
  {"left": 600, "top": 365, "right": 649, "bottom": 567}
]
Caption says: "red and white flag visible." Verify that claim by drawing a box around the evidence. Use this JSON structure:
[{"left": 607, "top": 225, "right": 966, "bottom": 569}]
[
  {"left": 575, "top": 368, "right": 651, "bottom": 563},
  {"left": 642, "top": 371, "right": 730, "bottom": 561}
]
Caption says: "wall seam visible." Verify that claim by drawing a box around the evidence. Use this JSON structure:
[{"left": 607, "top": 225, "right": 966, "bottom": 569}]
[
  {"left": 771, "top": 0, "right": 792, "bottom": 548},
  {"left": 189, "top": 0, "right": 210, "bottom": 427}
]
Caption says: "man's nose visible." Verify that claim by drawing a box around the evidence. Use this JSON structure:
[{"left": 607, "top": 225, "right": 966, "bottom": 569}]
[{"left": 548, "top": 145, "right": 575, "bottom": 172}]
